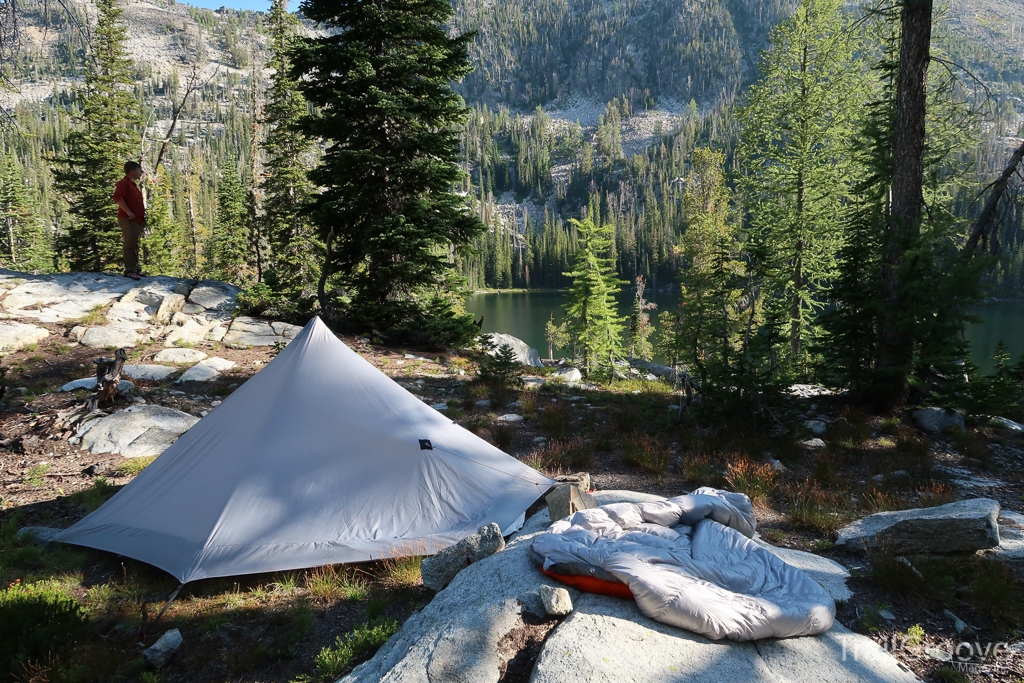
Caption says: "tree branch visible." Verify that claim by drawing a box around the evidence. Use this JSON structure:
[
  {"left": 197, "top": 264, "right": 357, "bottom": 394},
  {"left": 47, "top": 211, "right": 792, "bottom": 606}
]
[{"left": 963, "top": 137, "right": 1024, "bottom": 258}]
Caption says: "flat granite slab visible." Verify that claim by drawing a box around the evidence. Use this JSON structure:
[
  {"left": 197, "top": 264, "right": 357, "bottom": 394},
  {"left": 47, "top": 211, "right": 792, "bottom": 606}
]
[{"left": 341, "top": 490, "right": 919, "bottom": 683}]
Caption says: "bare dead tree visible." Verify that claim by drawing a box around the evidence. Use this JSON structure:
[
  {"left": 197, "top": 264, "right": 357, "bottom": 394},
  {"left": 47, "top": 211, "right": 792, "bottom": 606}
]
[
  {"left": 962, "top": 138, "right": 1024, "bottom": 258},
  {"left": 152, "top": 63, "right": 217, "bottom": 174}
]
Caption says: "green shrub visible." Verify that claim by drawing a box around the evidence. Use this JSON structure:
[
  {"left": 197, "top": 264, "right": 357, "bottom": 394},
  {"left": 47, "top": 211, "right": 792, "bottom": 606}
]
[
  {"left": 0, "top": 580, "right": 88, "bottom": 680},
  {"left": 620, "top": 434, "right": 670, "bottom": 474},
  {"left": 537, "top": 402, "right": 574, "bottom": 440},
  {"left": 71, "top": 477, "right": 117, "bottom": 512},
  {"left": 477, "top": 338, "right": 523, "bottom": 392},
  {"left": 543, "top": 437, "right": 594, "bottom": 469},
  {"left": 315, "top": 618, "right": 400, "bottom": 679},
  {"left": 490, "top": 424, "right": 515, "bottom": 451},
  {"left": 787, "top": 485, "right": 845, "bottom": 534}
]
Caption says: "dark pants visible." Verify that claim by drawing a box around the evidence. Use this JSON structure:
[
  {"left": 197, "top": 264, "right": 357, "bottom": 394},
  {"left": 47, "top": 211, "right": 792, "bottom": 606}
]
[{"left": 118, "top": 217, "right": 145, "bottom": 274}]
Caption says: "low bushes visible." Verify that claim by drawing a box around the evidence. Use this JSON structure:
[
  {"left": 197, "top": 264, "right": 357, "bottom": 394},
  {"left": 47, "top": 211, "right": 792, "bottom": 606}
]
[{"left": 0, "top": 580, "right": 88, "bottom": 680}]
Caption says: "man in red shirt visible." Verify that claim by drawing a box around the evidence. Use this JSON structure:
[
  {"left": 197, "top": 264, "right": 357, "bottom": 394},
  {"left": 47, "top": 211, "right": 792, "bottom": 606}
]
[{"left": 112, "top": 161, "right": 146, "bottom": 280}]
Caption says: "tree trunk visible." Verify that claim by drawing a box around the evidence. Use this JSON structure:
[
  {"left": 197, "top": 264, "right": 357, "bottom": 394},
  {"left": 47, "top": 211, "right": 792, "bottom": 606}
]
[
  {"left": 875, "top": 0, "right": 933, "bottom": 405},
  {"left": 87, "top": 348, "right": 127, "bottom": 411}
]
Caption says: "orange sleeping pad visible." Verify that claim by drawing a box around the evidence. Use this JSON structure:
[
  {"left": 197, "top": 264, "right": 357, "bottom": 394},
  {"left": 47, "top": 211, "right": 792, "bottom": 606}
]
[{"left": 539, "top": 566, "right": 634, "bottom": 600}]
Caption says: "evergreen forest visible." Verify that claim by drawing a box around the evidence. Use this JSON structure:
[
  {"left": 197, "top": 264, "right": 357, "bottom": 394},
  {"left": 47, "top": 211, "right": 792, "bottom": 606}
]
[{"left": 1, "top": 0, "right": 1024, "bottom": 400}]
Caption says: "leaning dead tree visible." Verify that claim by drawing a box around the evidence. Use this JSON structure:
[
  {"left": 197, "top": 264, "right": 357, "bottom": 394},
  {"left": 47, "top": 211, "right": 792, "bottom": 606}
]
[
  {"left": 86, "top": 348, "right": 128, "bottom": 411},
  {"left": 962, "top": 137, "right": 1024, "bottom": 258}
]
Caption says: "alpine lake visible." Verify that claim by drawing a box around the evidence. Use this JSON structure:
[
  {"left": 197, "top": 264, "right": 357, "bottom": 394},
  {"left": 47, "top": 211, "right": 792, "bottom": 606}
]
[{"left": 465, "top": 290, "right": 1024, "bottom": 375}]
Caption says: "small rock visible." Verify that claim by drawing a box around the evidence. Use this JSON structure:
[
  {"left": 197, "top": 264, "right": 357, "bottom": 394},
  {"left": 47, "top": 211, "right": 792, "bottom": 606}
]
[
  {"left": 989, "top": 416, "right": 1024, "bottom": 433},
  {"left": 925, "top": 647, "right": 951, "bottom": 662},
  {"left": 176, "top": 357, "right": 236, "bottom": 383},
  {"left": 545, "top": 484, "right": 598, "bottom": 521},
  {"left": 552, "top": 366, "right": 583, "bottom": 382},
  {"left": 912, "top": 407, "right": 964, "bottom": 434},
  {"left": 539, "top": 584, "right": 573, "bottom": 617},
  {"left": 123, "top": 364, "right": 178, "bottom": 381},
  {"left": 872, "top": 470, "right": 909, "bottom": 482},
  {"left": 420, "top": 523, "right": 505, "bottom": 591},
  {"left": 80, "top": 323, "right": 141, "bottom": 348},
  {"left": 431, "top": 402, "right": 448, "bottom": 411},
  {"left": 943, "top": 609, "right": 971, "bottom": 635},
  {"left": 804, "top": 420, "right": 828, "bottom": 436},
  {"left": 210, "top": 400, "right": 222, "bottom": 407},
  {"left": 769, "top": 458, "right": 787, "bottom": 473},
  {"left": 800, "top": 438, "right": 826, "bottom": 449},
  {"left": 67, "top": 326, "right": 87, "bottom": 342},
  {"left": 154, "top": 293, "right": 186, "bottom": 325},
  {"left": 554, "top": 472, "right": 591, "bottom": 492},
  {"left": 13, "top": 387, "right": 28, "bottom": 396},
  {"left": 878, "top": 609, "right": 896, "bottom": 621},
  {"left": 533, "top": 437, "right": 547, "bottom": 443},
  {"left": 0, "top": 321, "right": 49, "bottom": 352},
  {"left": 143, "top": 629, "right": 183, "bottom": 669},
  {"left": 474, "top": 399, "right": 491, "bottom": 407},
  {"left": 496, "top": 414, "right": 523, "bottom": 423},
  {"left": 60, "top": 378, "right": 136, "bottom": 393},
  {"left": 153, "top": 348, "right": 208, "bottom": 364}
]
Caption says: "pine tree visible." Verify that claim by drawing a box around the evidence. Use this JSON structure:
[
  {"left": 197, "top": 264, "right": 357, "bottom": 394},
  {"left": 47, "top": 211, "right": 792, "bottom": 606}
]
[
  {"left": 626, "top": 275, "right": 656, "bottom": 360},
  {"left": 141, "top": 169, "right": 186, "bottom": 277},
  {"left": 262, "top": 0, "right": 319, "bottom": 309},
  {"left": 0, "top": 153, "right": 52, "bottom": 272},
  {"left": 562, "top": 218, "right": 624, "bottom": 377},
  {"left": 293, "top": 0, "right": 485, "bottom": 346},
  {"left": 661, "top": 148, "right": 741, "bottom": 386},
  {"left": 51, "top": 0, "right": 142, "bottom": 272},
  {"left": 544, "top": 312, "right": 568, "bottom": 361},
  {"left": 737, "top": 0, "right": 866, "bottom": 376},
  {"left": 212, "top": 160, "right": 253, "bottom": 285}
]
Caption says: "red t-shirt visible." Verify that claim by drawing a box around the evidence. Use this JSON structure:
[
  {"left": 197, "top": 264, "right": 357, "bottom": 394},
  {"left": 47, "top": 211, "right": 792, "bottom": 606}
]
[{"left": 113, "top": 176, "right": 145, "bottom": 223}]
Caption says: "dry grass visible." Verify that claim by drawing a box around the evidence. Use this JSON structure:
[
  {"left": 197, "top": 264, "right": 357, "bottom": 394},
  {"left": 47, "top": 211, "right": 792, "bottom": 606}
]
[
  {"left": 620, "top": 433, "right": 671, "bottom": 473},
  {"left": 304, "top": 565, "right": 369, "bottom": 602},
  {"left": 724, "top": 458, "right": 778, "bottom": 504},
  {"left": 378, "top": 554, "right": 423, "bottom": 589},
  {"left": 786, "top": 484, "right": 846, "bottom": 534},
  {"left": 680, "top": 454, "right": 723, "bottom": 487},
  {"left": 114, "top": 456, "right": 156, "bottom": 477}
]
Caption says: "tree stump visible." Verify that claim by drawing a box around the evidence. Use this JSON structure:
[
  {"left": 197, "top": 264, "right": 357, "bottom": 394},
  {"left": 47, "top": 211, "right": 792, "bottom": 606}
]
[{"left": 86, "top": 348, "right": 127, "bottom": 411}]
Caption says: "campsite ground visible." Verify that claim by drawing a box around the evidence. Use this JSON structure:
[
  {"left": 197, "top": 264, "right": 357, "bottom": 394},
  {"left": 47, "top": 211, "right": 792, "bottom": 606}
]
[{"left": 1, "top": 326, "right": 1023, "bottom": 682}]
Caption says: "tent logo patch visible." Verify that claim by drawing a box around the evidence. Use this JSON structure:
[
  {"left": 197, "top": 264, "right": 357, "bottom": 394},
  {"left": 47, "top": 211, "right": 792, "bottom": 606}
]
[{"left": 419, "top": 439, "right": 433, "bottom": 450}]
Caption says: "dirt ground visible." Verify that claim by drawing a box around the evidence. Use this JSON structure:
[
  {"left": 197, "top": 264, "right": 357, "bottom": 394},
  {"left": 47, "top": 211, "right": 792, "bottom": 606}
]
[{"left": 2, "top": 322, "right": 1024, "bottom": 682}]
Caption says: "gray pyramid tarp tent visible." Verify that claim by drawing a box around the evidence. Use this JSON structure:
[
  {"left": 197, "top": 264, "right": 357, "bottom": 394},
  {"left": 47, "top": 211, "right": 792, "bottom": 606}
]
[{"left": 57, "top": 317, "right": 554, "bottom": 583}]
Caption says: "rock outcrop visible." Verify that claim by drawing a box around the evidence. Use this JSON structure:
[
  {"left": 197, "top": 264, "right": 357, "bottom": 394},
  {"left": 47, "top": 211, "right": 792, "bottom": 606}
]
[
  {"left": 912, "top": 407, "right": 965, "bottom": 434},
  {"left": 343, "top": 491, "right": 920, "bottom": 683},
  {"left": 483, "top": 333, "right": 544, "bottom": 367},
  {"left": 836, "top": 498, "right": 1001, "bottom": 554},
  {"left": 75, "top": 405, "right": 199, "bottom": 458},
  {"left": 420, "top": 523, "right": 506, "bottom": 591}
]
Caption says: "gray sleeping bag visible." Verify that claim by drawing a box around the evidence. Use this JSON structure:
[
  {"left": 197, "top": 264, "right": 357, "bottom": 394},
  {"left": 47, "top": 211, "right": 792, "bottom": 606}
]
[{"left": 530, "top": 487, "right": 835, "bottom": 641}]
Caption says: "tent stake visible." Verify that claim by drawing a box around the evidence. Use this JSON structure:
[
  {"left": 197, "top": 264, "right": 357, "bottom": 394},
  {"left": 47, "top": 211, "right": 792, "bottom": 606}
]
[{"left": 152, "top": 583, "right": 184, "bottom": 626}]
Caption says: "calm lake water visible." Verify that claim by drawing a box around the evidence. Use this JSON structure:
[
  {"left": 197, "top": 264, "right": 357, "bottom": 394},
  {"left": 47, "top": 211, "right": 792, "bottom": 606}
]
[{"left": 466, "top": 291, "right": 1024, "bottom": 374}]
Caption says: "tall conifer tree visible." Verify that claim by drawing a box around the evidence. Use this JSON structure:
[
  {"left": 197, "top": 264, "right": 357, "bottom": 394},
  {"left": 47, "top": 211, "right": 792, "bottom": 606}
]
[
  {"left": 262, "top": 0, "right": 319, "bottom": 309},
  {"left": 212, "top": 161, "right": 253, "bottom": 285},
  {"left": 737, "top": 0, "right": 866, "bottom": 377},
  {"left": 563, "top": 218, "right": 624, "bottom": 376},
  {"left": 52, "top": 0, "right": 142, "bottom": 272},
  {"left": 293, "top": 0, "right": 484, "bottom": 345},
  {"left": 0, "top": 153, "right": 52, "bottom": 272}
]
